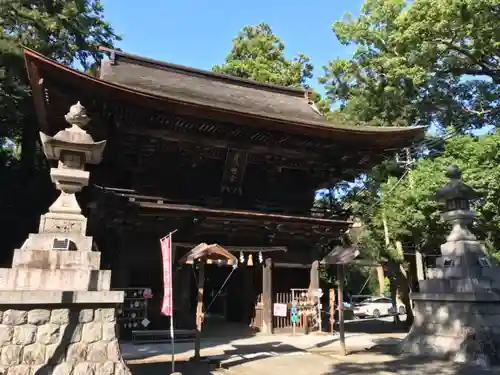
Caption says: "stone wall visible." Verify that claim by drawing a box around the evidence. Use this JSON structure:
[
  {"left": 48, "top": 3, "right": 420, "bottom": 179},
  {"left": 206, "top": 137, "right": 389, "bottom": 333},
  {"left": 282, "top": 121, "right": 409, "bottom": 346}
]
[{"left": 0, "top": 305, "right": 128, "bottom": 375}]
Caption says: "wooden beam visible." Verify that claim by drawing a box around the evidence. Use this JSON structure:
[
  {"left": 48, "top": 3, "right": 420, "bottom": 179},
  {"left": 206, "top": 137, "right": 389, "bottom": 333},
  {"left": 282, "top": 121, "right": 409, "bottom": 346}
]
[
  {"left": 274, "top": 262, "right": 311, "bottom": 269},
  {"left": 174, "top": 243, "right": 287, "bottom": 253},
  {"left": 26, "top": 62, "right": 49, "bottom": 132},
  {"left": 135, "top": 201, "right": 351, "bottom": 226},
  {"left": 120, "top": 127, "right": 385, "bottom": 175}
]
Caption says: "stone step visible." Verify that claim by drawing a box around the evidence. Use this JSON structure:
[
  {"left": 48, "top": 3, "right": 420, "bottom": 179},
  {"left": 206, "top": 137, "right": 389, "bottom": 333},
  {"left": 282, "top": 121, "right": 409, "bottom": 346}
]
[
  {"left": 12, "top": 249, "right": 101, "bottom": 270},
  {"left": 0, "top": 268, "right": 111, "bottom": 291},
  {"left": 22, "top": 232, "right": 93, "bottom": 252}
]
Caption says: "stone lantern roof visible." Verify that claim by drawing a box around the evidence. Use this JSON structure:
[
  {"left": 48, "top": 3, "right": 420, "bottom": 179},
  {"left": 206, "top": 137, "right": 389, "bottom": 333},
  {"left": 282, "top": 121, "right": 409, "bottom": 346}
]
[{"left": 435, "top": 164, "right": 481, "bottom": 203}]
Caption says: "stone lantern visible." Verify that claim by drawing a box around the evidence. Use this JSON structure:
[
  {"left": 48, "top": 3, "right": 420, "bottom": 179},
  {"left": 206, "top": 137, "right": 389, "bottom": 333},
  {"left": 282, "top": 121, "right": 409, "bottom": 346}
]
[
  {"left": 0, "top": 103, "right": 130, "bottom": 375},
  {"left": 401, "top": 165, "right": 500, "bottom": 367},
  {"left": 37, "top": 102, "right": 106, "bottom": 241}
]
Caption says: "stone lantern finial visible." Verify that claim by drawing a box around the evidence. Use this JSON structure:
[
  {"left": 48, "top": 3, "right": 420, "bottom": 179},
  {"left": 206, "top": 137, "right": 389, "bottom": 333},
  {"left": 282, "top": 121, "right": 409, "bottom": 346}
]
[
  {"left": 435, "top": 164, "right": 480, "bottom": 242},
  {"left": 64, "top": 101, "right": 90, "bottom": 130}
]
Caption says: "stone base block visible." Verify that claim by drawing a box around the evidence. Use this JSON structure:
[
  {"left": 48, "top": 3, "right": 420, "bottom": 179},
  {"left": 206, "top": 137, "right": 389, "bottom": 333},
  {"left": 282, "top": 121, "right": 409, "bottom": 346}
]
[
  {"left": 38, "top": 212, "right": 88, "bottom": 238},
  {"left": 0, "top": 269, "right": 111, "bottom": 291},
  {"left": 401, "top": 297, "right": 500, "bottom": 366},
  {"left": 12, "top": 250, "right": 101, "bottom": 271},
  {"left": 22, "top": 232, "right": 93, "bottom": 252},
  {"left": 0, "top": 304, "right": 131, "bottom": 375}
]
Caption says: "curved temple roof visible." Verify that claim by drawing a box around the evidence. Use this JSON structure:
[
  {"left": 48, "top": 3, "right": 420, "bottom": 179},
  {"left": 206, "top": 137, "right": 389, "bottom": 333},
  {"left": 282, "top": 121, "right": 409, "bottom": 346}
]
[{"left": 23, "top": 47, "right": 425, "bottom": 147}]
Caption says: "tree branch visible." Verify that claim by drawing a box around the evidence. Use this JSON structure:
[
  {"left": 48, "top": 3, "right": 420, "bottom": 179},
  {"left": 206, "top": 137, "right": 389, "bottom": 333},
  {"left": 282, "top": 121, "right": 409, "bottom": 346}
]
[{"left": 438, "top": 40, "right": 500, "bottom": 83}]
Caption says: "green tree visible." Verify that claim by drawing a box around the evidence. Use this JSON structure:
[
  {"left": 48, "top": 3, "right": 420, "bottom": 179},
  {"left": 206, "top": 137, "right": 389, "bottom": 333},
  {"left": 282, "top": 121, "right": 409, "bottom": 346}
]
[
  {"left": 1, "top": 0, "right": 120, "bottom": 155},
  {"left": 321, "top": 0, "right": 499, "bottom": 325},
  {"left": 345, "top": 132, "right": 500, "bottom": 325},
  {"left": 380, "top": 133, "right": 500, "bottom": 259},
  {"left": 320, "top": 0, "right": 499, "bottom": 130},
  {"left": 213, "top": 23, "right": 314, "bottom": 88}
]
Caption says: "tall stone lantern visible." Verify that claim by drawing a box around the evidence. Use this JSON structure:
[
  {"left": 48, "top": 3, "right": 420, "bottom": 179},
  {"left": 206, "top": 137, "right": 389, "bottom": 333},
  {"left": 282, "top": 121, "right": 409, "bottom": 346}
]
[
  {"left": 401, "top": 165, "right": 500, "bottom": 367},
  {"left": 0, "top": 103, "right": 130, "bottom": 375}
]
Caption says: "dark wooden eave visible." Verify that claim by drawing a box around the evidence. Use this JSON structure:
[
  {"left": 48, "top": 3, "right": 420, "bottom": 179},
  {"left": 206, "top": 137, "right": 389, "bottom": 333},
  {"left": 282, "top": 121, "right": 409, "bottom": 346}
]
[
  {"left": 23, "top": 47, "right": 425, "bottom": 149},
  {"left": 91, "top": 187, "right": 351, "bottom": 246},
  {"left": 111, "top": 188, "right": 351, "bottom": 226}
]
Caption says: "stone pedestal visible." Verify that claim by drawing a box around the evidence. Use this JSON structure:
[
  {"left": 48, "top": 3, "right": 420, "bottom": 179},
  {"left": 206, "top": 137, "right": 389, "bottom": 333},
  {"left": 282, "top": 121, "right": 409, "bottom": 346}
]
[
  {"left": 401, "top": 165, "right": 500, "bottom": 367},
  {"left": 0, "top": 305, "right": 128, "bottom": 375},
  {"left": 401, "top": 250, "right": 500, "bottom": 365},
  {"left": 0, "top": 103, "right": 131, "bottom": 375}
]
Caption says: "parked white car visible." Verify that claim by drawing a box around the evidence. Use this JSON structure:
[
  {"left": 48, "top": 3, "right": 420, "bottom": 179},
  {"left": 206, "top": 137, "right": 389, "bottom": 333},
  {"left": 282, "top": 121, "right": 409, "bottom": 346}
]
[{"left": 353, "top": 296, "right": 406, "bottom": 318}]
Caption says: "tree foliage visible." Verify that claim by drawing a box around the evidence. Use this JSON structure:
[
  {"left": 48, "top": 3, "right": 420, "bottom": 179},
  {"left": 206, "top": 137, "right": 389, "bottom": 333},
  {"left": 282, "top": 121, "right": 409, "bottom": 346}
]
[
  {"left": 321, "top": 0, "right": 499, "bottom": 324},
  {"left": 327, "top": 0, "right": 500, "bottom": 260},
  {"left": 0, "top": 0, "right": 120, "bottom": 145},
  {"left": 320, "top": 0, "right": 499, "bottom": 130},
  {"left": 213, "top": 23, "right": 314, "bottom": 88}
]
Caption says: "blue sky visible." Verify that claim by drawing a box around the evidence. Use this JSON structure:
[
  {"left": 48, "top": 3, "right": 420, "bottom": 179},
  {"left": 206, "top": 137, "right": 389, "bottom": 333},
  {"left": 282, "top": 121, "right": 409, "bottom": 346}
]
[{"left": 100, "top": 0, "right": 365, "bottom": 95}]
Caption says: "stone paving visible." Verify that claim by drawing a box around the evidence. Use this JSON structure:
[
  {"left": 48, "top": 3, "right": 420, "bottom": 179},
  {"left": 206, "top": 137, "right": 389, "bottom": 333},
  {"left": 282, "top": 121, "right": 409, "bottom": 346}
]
[
  {"left": 122, "top": 333, "right": 499, "bottom": 375},
  {"left": 121, "top": 331, "right": 389, "bottom": 361}
]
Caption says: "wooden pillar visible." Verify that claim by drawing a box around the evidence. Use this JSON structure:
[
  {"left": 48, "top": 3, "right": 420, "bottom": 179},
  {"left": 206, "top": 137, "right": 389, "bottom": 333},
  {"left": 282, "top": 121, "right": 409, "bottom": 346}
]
[
  {"left": 415, "top": 251, "right": 425, "bottom": 281},
  {"left": 262, "top": 257, "right": 273, "bottom": 334},
  {"left": 194, "top": 263, "right": 205, "bottom": 360},
  {"left": 329, "top": 288, "right": 335, "bottom": 335},
  {"left": 337, "top": 264, "right": 346, "bottom": 356},
  {"left": 308, "top": 260, "right": 320, "bottom": 295}
]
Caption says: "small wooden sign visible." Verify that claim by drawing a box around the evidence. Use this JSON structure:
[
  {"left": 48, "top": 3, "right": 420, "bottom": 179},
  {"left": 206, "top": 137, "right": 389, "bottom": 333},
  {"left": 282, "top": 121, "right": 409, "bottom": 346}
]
[{"left": 273, "top": 303, "right": 287, "bottom": 317}]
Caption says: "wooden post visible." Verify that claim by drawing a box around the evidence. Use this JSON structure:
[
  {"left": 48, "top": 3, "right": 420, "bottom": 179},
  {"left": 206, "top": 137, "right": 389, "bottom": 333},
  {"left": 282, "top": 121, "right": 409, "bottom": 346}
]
[
  {"left": 262, "top": 257, "right": 273, "bottom": 334},
  {"left": 376, "top": 266, "right": 385, "bottom": 295},
  {"left": 243, "top": 264, "right": 253, "bottom": 325},
  {"left": 337, "top": 264, "right": 346, "bottom": 356},
  {"left": 303, "top": 313, "right": 309, "bottom": 334},
  {"left": 416, "top": 251, "right": 425, "bottom": 281},
  {"left": 194, "top": 262, "right": 205, "bottom": 360},
  {"left": 329, "top": 288, "right": 335, "bottom": 335}
]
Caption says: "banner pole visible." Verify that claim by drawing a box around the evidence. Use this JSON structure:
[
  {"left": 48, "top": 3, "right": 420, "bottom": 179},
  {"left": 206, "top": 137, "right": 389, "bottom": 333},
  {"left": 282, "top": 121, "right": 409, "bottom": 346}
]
[
  {"left": 160, "top": 231, "right": 177, "bottom": 374},
  {"left": 160, "top": 229, "right": 178, "bottom": 242},
  {"left": 170, "top": 234, "right": 175, "bottom": 374}
]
